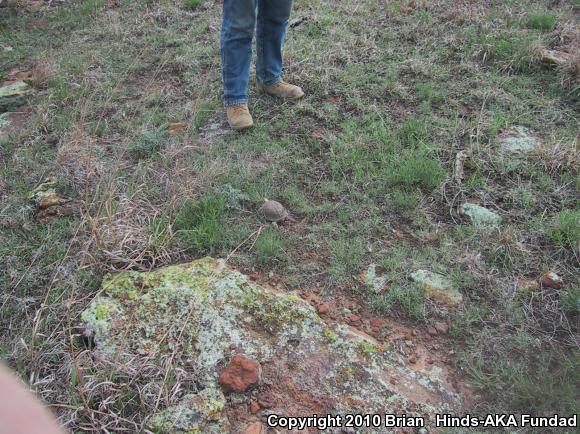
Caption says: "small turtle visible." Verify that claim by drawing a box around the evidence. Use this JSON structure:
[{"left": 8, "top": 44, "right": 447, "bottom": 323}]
[{"left": 259, "top": 198, "right": 294, "bottom": 223}]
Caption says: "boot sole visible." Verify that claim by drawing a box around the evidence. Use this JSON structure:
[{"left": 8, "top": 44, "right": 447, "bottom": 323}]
[{"left": 230, "top": 122, "right": 254, "bottom": 131}]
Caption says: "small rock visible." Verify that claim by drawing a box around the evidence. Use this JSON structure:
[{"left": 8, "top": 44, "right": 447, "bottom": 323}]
[
  {"left": 540, "top": 49, "right": 571, "bottom": 66},
  {"left": 408, "top": 354, "right": 417, "bottom": 364},
  {"left": 427, "top": 326, "right": 438, "bottom": 336},
  {"left": 410, "top": 270, "right": 463, "bottom": 307},
  {"left": 459, "top": 203, "right": 502, "bottom": 227},
  {"left": 434, "top": 322, "right": 448, "bottom": 335},
  {"left": 389, "top": 378, "right": 397, "bottom": 385},
  {"left": 243, "top": 422, "right": 264, "bottom": 434},
  {"left": 249, "top": 401, "right": 260, "bottom": 414},
  {"left": 349, "top": 314, "right": 361, "bottom": 323},
  {"left": 369, "top": 317, "right": 383, "bottom": 329},
  {"left": 517, "top": 277, "right": 540, "bottom": 292},
  {"left": 37, "top": 190, "right": 69, "bottom": 209},
  {"left": 539, "top": 271, "right": 563, "bottom": 289},
  {"left": 359, "top": 263, "right": 388, "bottom": 293},
  {"left": 498, "top": 126, "right": 540, "bottom": 155},
  {"left": 218, "top": 355, "right": 261, "bottom": 393},
  {"left": 318, "top": 304, "right": 329, "bottom": 315},
  {"left": 0, "top": 81, "right": 33, "bottom": 111}
]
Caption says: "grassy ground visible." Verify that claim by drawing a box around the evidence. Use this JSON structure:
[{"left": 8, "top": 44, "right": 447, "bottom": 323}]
[{"left": 1, "top": 0, "right": 578, "bottom": 431}]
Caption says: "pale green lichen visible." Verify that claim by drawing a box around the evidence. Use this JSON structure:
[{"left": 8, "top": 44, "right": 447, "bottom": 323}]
[
  {"left": 410, "top": 269, "right": 463, "bottom": 307},
  {"left": 459, "top": 203, "right": 502, "bottom": 227},
  {"left": 149, "top": 388, "right": 229, "bottom": 434}
]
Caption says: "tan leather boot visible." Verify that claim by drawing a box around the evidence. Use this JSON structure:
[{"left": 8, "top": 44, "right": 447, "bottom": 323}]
[
  {"left": 257, "top": 80, "right": 305, "bottom": 100},
  {"left": 226, "top": 104, "right": 253, "bottom": 131}
]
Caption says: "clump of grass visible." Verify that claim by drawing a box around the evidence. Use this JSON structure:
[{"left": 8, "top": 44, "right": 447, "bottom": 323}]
[
  {"left": 254, "top": 226, "right": 286, "bottom": 265},
  {"left": 370, "top": 285, "right": 425, "bottom": 321},
  {"left": 415, "top": 82, "right": 445, "bottom": 104},
  {"left": 173, "top": 194, "right": 227, "bottom": 255},
  {"left": 329, "top": 238, "right": 365, "bottom": 283},
  {"left": 560, "top": 286, "right": 580, "bottom": 316},
  {"left": 548, "top": 210, "right": 579, "bottom": 250},
  {"left": 462, "top": 347, "right": 579, "bottom": 414},
  {"left": 391, "top": 188, "right": 419, "bottom": 212},
  {"left": 476, "top": 31, "right": 536, "bottom": 70},
  {"left": 183, "top": 0, "right": 202, "bottom": 9},
  {"left": 384, "top": 150, "right": 445, "bottom": 191},
  {"left": 127, "top": 127, "right": 169, "bottom": 160},
  {"left": 397, "top": 117, "right": 428, "bottom": 146},
  {"left": 526, "top": 12, "right": 557, "bottom": 32}
]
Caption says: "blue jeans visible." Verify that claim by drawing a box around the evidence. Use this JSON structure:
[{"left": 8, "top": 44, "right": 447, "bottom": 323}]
[{"left": 221, "top": 0, "right": 293, "bottom": 106}]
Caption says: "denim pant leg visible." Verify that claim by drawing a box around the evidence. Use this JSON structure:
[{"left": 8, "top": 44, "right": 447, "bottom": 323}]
[
  {"left": 221, "top": 0, "right": 258, "bottom": 106},
  {"left": 256, "top": 0, "right": 293, "bottom": 85}
]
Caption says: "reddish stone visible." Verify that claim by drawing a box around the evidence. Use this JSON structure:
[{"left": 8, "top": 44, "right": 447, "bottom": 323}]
[
  {"left": 369, "top": 317, "right": 383, "bottom": 329},
  {"left": 539, "top": 271, "right": 563, "bottom": 289},
  {"left": 517, "top": 277, "right": 540, "bottom": 292},
  {"left": 427, "top": 326, "right": 438, "bottom": 336},
  {"left": 218, "top": 355, "right": 261, "bottom": 393},
  {"left": 434, "top": 322, "right": 448, "bottom": 335},
  {"left": 318, "top": 304, "right": 329, "bottom": 314},
  {"left": 408, "top": 354, "right": 417, "bottom": 364},
  {"left": 249, "top": 401, "right": 260, "bottom": 414},
  {"left": 243, "top": 422, "right": 263, "bottom": 434},
  {"left": 349, "top": 314, "right": 361, "bottom": 323}
]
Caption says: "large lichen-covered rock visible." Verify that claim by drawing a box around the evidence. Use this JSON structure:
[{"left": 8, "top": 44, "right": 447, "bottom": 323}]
[
  {"left": 410, "top": 269, "right": 463, "bottom": 307},
  {"left": 82, "top": 258, "right": 462, "bottom": 433}
]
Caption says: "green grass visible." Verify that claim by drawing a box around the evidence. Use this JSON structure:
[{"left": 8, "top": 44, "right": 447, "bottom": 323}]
[
  {"left": 173, "top": 194, "right": 228, "bottom": 255},
  {"left": 548, "top": 209, "right": 579, "bottom": 250},
  {"left": 254, "top": 226, "right": 287, "bottom": 265},
  {"left": 127, "top": 127, "right": 169, "bottom": 160},
  {"left": 183, "top": 0, "right": 203, "bottom": 9},
  {"left": 526, "top": 12, "right": 558, "bottom": 32}
]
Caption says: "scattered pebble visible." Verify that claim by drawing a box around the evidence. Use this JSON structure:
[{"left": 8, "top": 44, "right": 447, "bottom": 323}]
[
  {"left": 459, "top": 203, "right": 502, "bottom": 227},
  {"left": 516, "top": 277, "right": 540, "bottom": 292},
  {"left": 539, "top": 271, "right": 563, "bottom": 289},
  {"left": 243, "top": 421, "right": 264, "bottom": 434},
  {"left": 218, "top": 355, "right": 261, "bottom": 393},
  {"left": 250, "top": 401, "right": 260, "bottom": 414},
  {"left": 498, "top": 126, "right": 540, "bottom": 155},
  {"left": 410, "top": 270, "right": 463, "bottom": 307},
  {"left": 318, "top": 304, "right": 329, "bottom": 315}
]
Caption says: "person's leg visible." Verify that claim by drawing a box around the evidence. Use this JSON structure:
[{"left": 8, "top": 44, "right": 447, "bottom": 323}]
[
  {"left": 221, "top": 0, "right": 257, "bottom": 106},
  {"left": 255, "top": 0, "right": 304, "bottom": 100},
  {"left": 255, "top": 0, "right": 292, "bottom": 86}
]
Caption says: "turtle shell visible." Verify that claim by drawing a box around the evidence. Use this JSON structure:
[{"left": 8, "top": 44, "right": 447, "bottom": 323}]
[{"left": 259, "top": 200, "right": 289, "bottom": 222}]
